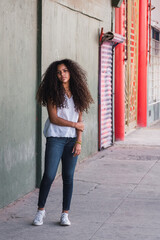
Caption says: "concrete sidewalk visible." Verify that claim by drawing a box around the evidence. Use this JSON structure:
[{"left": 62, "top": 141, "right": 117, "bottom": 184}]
[{"left": 0, "top": 121, "right": 160, "bottom": 240}]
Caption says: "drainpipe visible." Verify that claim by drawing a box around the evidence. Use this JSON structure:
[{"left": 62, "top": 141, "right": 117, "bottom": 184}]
[
  {"left": 138, "top": 0, "right": 148, "bottom": 127},
  {"left": 36, "top": 0, "right": 42, "bottom": 187},
  {"left": 115, "top": 4, "right": 125, "bottom": 140}
]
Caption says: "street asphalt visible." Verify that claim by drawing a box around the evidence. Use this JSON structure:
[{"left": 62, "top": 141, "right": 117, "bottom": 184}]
[{"left": 0, "top": 121, "right": 160, "bottom": 240}]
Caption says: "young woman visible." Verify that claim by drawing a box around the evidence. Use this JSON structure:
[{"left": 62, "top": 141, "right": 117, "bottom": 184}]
[{"left": 33, "top": 59, "right": 93, "bottom": 226}]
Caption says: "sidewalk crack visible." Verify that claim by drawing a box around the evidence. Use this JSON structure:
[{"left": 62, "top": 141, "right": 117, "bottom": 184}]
[
  {"left": 89, "top": 160, "right": 159, "bottom": 240},
  {"left": 126, "top": 160, "right": 159, "bottom": 199},
  {"left": 74, "top": 179, "right": 101, "bottom": 196}
]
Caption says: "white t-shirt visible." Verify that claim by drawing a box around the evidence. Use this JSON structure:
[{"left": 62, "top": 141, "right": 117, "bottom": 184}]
[{"left": 43, "top": 96, "right": 79, "bottom": 138}]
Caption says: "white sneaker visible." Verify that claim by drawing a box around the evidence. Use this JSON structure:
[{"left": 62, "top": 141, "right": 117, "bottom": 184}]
[
  {"left": 33, "top": 210, "right": 46, "bottom": 226},
  {"left": 60, "top": 213, "right": 71, "bottom": 226}
]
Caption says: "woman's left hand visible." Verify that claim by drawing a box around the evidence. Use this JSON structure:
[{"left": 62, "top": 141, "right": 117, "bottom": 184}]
[{"left": 72, "top": 142, "right": 81, "bottom": 157}]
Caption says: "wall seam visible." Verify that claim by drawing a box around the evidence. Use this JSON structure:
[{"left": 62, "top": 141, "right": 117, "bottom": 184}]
[
  {"left": 54, "top": 1, "right": 102, "bottom": 21},
  {"left": 36, "top": 0, "right": 42, "bottom": 187}
]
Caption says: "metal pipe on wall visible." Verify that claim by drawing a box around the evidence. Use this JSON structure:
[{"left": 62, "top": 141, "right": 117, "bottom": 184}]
[{"left": 36, "top": 0, "right": 42, "bottom": 187}]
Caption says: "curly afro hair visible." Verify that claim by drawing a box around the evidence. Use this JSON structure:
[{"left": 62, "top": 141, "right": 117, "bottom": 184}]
[{"left": 36, "top": 59, "right": 94, "bottom": 113}]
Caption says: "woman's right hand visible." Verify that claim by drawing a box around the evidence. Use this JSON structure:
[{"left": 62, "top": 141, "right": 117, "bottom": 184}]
[{"left": 75, "top": 122, "right": 84, "bottom": 132}]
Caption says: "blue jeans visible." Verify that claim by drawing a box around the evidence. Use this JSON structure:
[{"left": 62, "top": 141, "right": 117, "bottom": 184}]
[{"left": 38, "top": 137, "right": 78, "bottom": 211}]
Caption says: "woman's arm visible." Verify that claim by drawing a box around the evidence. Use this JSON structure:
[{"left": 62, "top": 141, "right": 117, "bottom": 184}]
[
  {"left": 47, "top": 101, "right": 84, "bottom": 131},
  {"left": 76, "top": 112, "right": 83, "bottom": 142},
  {"left": 72, "top": 112, "right": 83, "bottom": 157}
]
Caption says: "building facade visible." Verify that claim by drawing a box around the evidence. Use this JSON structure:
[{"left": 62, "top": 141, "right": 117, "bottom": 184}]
[
  {"left": 2, "top": 0, "right": 158, "bottom": 209},
  {"left": 148, "top": 0, "right": 160, "bottom": 125},
  {"left": 114, "top": 0, "right": 159, "bottom": 140},
  {"left": 0, "top": 0, "right": 113, "bottom": 208}
]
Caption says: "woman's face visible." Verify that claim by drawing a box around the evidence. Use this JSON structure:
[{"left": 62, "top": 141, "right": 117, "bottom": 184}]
[{"left": 57, "top": 64, "right": 70, "bottom": 84}]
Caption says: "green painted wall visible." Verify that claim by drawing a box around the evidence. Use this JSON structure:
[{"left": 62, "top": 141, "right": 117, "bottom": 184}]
[
  {"left": 0, "top": 0, "right": 37, "bottom": 208},
  {"left": 0, "top": 0, "right": 113, "bottom": 208}
]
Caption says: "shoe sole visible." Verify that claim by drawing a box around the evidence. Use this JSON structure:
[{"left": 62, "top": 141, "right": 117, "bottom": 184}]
[
  {"left": 60, "top": 222, "right": 71, "bottom": 226},
  {"left": 32, "top": 221, "right": 43, "bottom": 226},
  {"left": 32, "top": 213, "right": 46, "bottom": 226}
]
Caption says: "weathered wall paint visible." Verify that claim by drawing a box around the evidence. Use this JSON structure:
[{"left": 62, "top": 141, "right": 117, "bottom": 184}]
[
  {"left": 148, "top": 103, "right": 160, "bottom": 125},
  {"left": 0, "top": 0, "right": 112, "bottom": 208},
  {"left": 41, "top": 0, "right": 112, "bottom": 175},
  {"left": 0, "top": 0, "right": 37, "bottom": 208}
]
